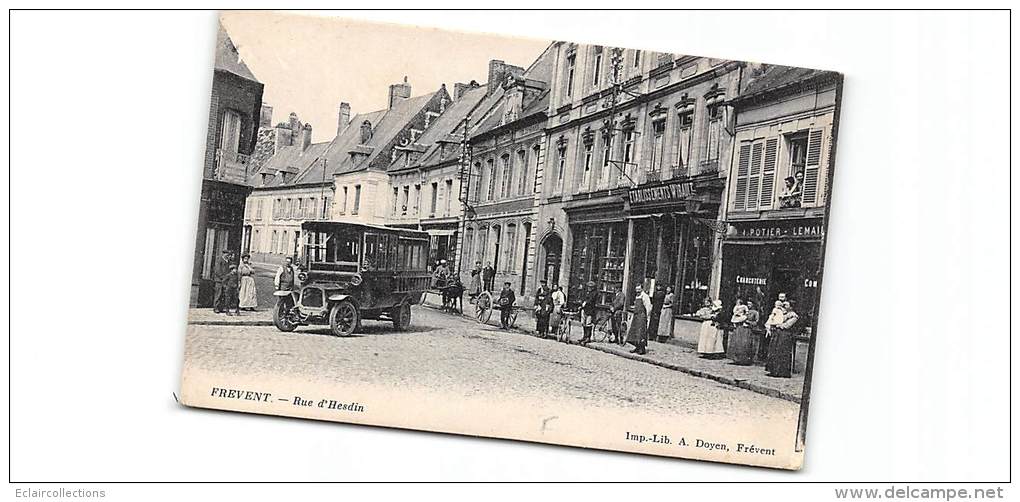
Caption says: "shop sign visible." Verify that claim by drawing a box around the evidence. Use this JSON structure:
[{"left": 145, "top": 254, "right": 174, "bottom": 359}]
[
  {"left": 729, "top": 219, "right": 825, "bottom": 240},
  {"left": 628, "top": 180, "right": 694, "bottom": 205},
  {"left": 736, "top": 275, "right": 767, "bottom": 285}
]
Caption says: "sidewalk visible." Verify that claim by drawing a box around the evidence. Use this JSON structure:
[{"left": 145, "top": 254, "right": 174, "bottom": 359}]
[
  {"left": 188, "top": 308, "right": 274, "bottom": 326},
  {"left": 463, "top": 303, "right": 804, "bottom": 403}
]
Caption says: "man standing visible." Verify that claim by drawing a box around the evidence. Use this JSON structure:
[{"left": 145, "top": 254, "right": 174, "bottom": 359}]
[
  {"left": 482, "top": 261, "right": 495, "bottom": 292},
  {"left": 533, "top": 279, "right": 552, "bottom": 337},
  {"left": 275, "top": 256, "right": 300, "bottom": 292},
  {"left": 647, "top": 284, "right": 666, "bottom": 340},
  {"left": 468, "top": 261, "right": 483, "bottom": 300},
  {"left": 224, "top": 264, "right": 241, "bottom": 316},
  {"left": 578, "top": 281, "right": 600, "bottom": 344},
  {"left": 626, "top": 284, "right": 653, "bottom": 355},
  {"left": 610, "top": 288, "right": 626, "bottom": 343},
  {"left": 497, "top": 281, "right": 516, "bottom": 329},
  {"left": 212, "top": 250, "right": 233, "bottom": 313}
]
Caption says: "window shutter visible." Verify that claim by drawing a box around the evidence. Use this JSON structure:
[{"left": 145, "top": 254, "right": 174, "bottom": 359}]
[
  {"left": 759, "top": 137, "right": 779, "bottom": 208},
  {"left": 802, "top": 128, "right": 824, "bottom": 206},
  {"left": 747, "top": 141, "right": 763, "bottom": 210},
  {"left": 733, "top": 143, "right": 751, "bottom": 211}
]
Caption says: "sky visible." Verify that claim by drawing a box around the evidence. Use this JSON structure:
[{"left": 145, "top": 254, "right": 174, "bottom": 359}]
[{"left": 220, "top": 11, "right": 551, "bottom": 143}]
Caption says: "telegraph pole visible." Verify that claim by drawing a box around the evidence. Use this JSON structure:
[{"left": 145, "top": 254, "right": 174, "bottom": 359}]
[
  {"left": 604, "top": 47, "right": 642, "bottom": 188},
  {"left": 453, "top": 113, "right": 475, "bottom": 276}
]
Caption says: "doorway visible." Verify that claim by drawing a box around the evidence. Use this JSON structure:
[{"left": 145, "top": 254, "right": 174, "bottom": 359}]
[{"left": 542, "top": 233, "right": 563, "bottom": 287}]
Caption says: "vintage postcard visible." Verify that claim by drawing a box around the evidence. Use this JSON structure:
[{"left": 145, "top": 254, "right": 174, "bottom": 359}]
[{"left": 180, "top": 11, "right": 843, "bottom": 471}]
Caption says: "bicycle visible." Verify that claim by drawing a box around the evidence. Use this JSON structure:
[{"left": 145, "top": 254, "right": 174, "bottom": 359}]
[
  {"left": 591, "top": 309, "right": 629, "bottom": 346},
  {"left": 555, "top": 309, "right": 580, "bottom": 343}
]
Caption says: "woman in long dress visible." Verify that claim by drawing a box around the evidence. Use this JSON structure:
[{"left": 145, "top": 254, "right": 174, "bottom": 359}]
[
  {"left": 550, "top": 285, "right": 566, "bottom": 342},
  {"left": 765, "top": 302, "right": 799, "bottom": 378},
  {"left": 237, "top": 254, "right": 258, "bottom": 311},
  {"left": 656, "top": 286, "right": 674, "bottom": 341},
  {"left": 696, "top": 299, "right": 725, "bottom": 358},
  {"left": 727, "top": 298, "right": 755, "bottom": 365},
  {"left": 626, "top": 285, "right": 652, "bottom": 355}
]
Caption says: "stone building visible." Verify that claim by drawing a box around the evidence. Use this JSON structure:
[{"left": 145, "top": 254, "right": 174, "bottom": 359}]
[
  {"left": 457, "top": 54, "right": 554, "bottom": 304},
  {"left": 719, "top": 65, "right": 841, "bottom": 370},
  {"left": 191, "top": 24, "right": 264, "bottom": 307},
  {"left": 386, "top": 80, "right": 492, "bottom": 270},
  {"left": 534, "top": 42, "right": 743, "bottom": 342}
]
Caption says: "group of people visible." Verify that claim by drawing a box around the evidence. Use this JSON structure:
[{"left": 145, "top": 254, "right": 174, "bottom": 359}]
[
  {"left": 691, "top": 292, "right": 800, "bottom": 378},
  {"left": 211, "top": 250, "right": 260, "bottom": 315},
  {"left": 531, "top": 279, "right": 566, "bottom": 338}
]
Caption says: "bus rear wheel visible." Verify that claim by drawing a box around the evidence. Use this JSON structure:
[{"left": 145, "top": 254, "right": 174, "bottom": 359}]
[
  {"left": 329, "top": 300, "right": 359, "bottom": 337},
  {"left": 392, "top": 301, "right": 411, "bottom": 331}
]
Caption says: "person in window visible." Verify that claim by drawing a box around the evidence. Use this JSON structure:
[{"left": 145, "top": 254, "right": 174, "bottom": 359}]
[
  {"left": 482, "top": 261, "right": 496, "bottom": 292},
  {"left": 727, "top": 298, "right": 755, "bottom": 365},
  {"left": 779, "top": 174, "right": 803, "bottom": 208},
  {"left": 533, "top": 279, "right": 552, "bottom": 337},
  {"left": 766, "top": 301, "right": 799, "bottom": 378},
  {"left": 212, "top": 250, "right": 233, "bottom": 313},
  {"left": 497, "top": 281, "right": 516, "bottom": 329},
  {"left": 625, "top": 284, "right": 652, "bottom": 355},
  {"left": 610, "top": 288, "right": 627, "bottom": 343},
  {"left": 550, "top": 284, "right": 566, "bottom": 341},
  {"left": 468, "top": 261, "right": 483, "bottom": 302},
  {"left": 237, "top": 254, "right": 258, "bottom": 312},
  {"left": 656, "top": 286, "right": 675, "bottom": 342},
  {"left": 274, "top": 256, "right": 300, "bottom": 292},
  {"left": 646, "top": 284, "right": 666, "bottom": 341},
  {"left": 696, "top": 299, "right": 725, "bottom": 359},
  {"left": 578, "top": 281, "right": 599, "bottom": 345}
]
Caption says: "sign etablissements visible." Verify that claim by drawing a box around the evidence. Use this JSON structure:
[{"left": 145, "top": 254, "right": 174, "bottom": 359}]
[
  {"left": 628, "top": 180, "right": 695, "bottom": 206},
  {"left": 728, "top": 218, "right": 825, "bottom": 241}
]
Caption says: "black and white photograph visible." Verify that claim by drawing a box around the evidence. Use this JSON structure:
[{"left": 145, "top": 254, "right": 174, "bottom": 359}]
[{"left": 180, "top": 10, "right": 842, "bottom": 470}]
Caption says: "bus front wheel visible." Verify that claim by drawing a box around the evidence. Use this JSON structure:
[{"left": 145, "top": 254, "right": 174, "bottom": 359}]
[{"left": 329, "top": 300, "right": 359, "bottom": 337}]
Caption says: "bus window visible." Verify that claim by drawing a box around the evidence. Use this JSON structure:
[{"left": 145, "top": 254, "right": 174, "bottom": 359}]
[
  {"left": 378, "top": 235, "right": 389, "bottom": 271},
  {"left": 388, "top": 236, "right": 399, "bottom": 271},
  {"left": 364, "top": 234, "right": 379, "bottom": 270}
]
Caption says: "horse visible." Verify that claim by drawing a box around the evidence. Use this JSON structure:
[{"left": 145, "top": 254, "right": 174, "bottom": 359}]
[{"left": 439, "top": 277, "right": 464, "bottom": 314}]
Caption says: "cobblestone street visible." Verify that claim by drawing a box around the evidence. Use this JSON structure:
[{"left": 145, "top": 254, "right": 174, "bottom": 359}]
[{"left": 184, "top": 305, "right": 798, "bottom": 423}]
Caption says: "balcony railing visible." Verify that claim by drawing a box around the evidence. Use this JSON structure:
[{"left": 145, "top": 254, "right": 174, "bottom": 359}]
[{"left": 213, "top": 149, "right": 251, "bottom": 184}]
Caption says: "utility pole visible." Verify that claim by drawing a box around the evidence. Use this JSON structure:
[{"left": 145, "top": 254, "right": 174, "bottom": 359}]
[
  {"left": 319, "top": 157, "right": 328, "bottom": 219},
  {"left": 453, "top": 113, "right": 475, "bottom": 276},
  {"left": 603, "top": 46, "right": 642, "bottom": 188}
]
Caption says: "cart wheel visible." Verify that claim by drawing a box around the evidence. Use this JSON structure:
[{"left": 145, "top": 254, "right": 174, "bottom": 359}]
[
  {"left": 392, "top": 301, "right": 411, "bottom": 331},
  {"left": 328, "top": 300, "right": 359, "bottom": 337},
  {"left": 475, "top": 291, "right": 493, "bottom": 324},
  {"left": 273, "top": 297, "right": 298, "bottom": 332}
]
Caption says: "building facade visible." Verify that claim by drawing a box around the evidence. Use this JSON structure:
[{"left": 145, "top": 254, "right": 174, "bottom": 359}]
[
  {"left": 457, "top": 56, "right": 553, "bottom": 304},
  {"left": 719, "top": 65, "right": 841, "bottom": 372},
  {"left": 191, "top": 25, "right": 264, "bottom": 307},
  {"left": 535, "top": 42, "right": 742, "bottom": 343}
]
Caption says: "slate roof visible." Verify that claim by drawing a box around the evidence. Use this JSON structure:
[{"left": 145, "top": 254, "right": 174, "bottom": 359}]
[
  {"left": 389, "top": 84, "right": 491, "bottom": 171},
  {"left": 468, "top": 44, "right": 555, "bottom": 140},
  {"left": 214, "top": 23, "right": 259, "bottom": 82},
  {"left": 737, "top": 65, "right": 837, "bottom": 102}
]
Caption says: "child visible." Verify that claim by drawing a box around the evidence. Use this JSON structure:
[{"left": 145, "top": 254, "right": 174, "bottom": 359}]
[
  {"left": 225, "top": 264, "right": 241, "bottom": 316},
  {"left": 765, "top": 300, "right": 785, "bottom": 338},
  {"left": 498, "top": 281, "right": 516, "bottom": 329}
]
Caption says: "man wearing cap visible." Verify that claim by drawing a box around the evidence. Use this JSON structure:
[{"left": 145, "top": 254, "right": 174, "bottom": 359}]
[
  {"left": 212, "top": 249, "right": 233, "bottom": 313},
  {"left": 533, "top": 279, "right": 552, "bottom": 337},
  {"left": 578, "top": 280, "right": 600, "bottom": 344},
  {"left": 497, "top": 281, "right": 516, "bottom": 329}
]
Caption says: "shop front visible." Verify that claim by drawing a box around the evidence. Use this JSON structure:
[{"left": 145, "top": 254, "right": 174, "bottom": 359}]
[
  {"left": 563, "top": 195, "right": 627, "bottom": 308},
  {"left": 720, "top": 217, "right": 824, "bottom": 373}
]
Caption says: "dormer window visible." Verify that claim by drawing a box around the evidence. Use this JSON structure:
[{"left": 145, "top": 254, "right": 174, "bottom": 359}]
[{"left": 359, "top": 120, "right": 372, "bottom": 144}]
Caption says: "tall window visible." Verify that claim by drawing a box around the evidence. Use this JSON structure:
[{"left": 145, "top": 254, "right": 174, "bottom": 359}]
[
  {"left": 492, "top": 225, "right": 502, "bottom": 271},
  {"left": 622, "top": 130, "right": 635, "bottom": 182},
  {"left": 322, "top": 196, "right": 331, "bottom": 219},
  {"left": 271, "top": 230, "right": 279, "bottom": 255},
  {"left": 516, "top": 149, "right": 528, "bottom": 195},
  {"left": 675, "top": 108, "right": 695, "bottom": 177},
  {"left": 341, "top": 186, "right": 348, "bottom": 213},
  {"left": 413, "top": 184, "right": 421, "bottom": 215},
  {"left": 486, "top": 158, "right": 496, "bottom": 200},
  {"left": 592, "top": 46, "right": 603, "bottom": 88},
  {"left": 472, "top": 162, "right": 482, "bottom": 203},
  {"left": 532, "top": 145, "right": 542, "bottom": 194},
  {"left": 220, "top": 109, "right": 241, "bottom": 153},
  {"left": 463, "top": 228, "right": 474, "bottom": 264},
  {"left": 392, "top": 187, "right": 399, "bottom": 215},
  {"left": 633, "top": 49, "right": 641, "bottom": 68},
  {"left": 556, "top": 146, "right": 567, "bottom": 191},
  {"left": 444, "top": 179, "right": 454, "bottom": 216},
  {"left": 352, "top": 185, "right": 361, "bottom": 215},
  {"left": 253, "top": 229, "right": 260, "bottom": 253},
  {"left": 430, "top": 182, "right": 439, "bottom": 215},
  {"left": 702, "top": 103, "right": 723, "bottom": 168},
  {"left": 295, "top": 199, "right": 304, "bottom": 219},
  {"left": 281, "top": 230, "right": 289, "bottom": 255},
  {"left": 401, "top": 186, "right": 410, "bottom": 214},
  {"left": 499, "top": 154, "right": 512, "bottom": 198},
  {"left": 476, "top": 226, "right": 488, "bottom": 263},
  {"left": 650, "top": 119, "right": 666, "bottom": 176},
  {"left": 565, "top": 53, "right": 576, "bottom": 98},
  {"left": 504, "top": 223, "right": 517, "bottom": 273},
  {"left": 256, "top": 199, "right": 263, "bottom": 220},
  {"left": 600, "top": 134, "right": 613, "bottom": 188},
  {"left": 580, "top": 142, "right": 593, "bottom": 191}
]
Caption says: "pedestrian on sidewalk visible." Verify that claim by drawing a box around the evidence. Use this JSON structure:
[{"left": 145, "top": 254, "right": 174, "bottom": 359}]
[
  {"left": 656, "top": 286, "right": 674, "bottom": 342},
  {"left": 579, "top": 281, "right": 599, "bottom": 344},
  {"left": 727, "top": 298, "right": 755, "bottom": 365},
  {"left": 497, "top": 282, "right": 516, "bottom": 329},
  {"left": 212, "top": 250, "right": 233, "bottom": 313},
  {"left": 224, "top": 264, "right": 241, "bottom": 316},
  {"left": 237, "top": 254, "right": 258, "bottom": 311},
  {"left": 696, "top": 298, "right": 726, "bottom": 359},
  {"left": 482, "top": 262, "right": 495, "bottom": 292},
  {"left": 468, "top": 261, "right": 482, "bottom": 303},
  {"left": 610, "top": 288, "right": 626, "bottom": 343},
  {"left": 765, "top": 301, "right": 799, "bottom": 378},
  {"left": 550, "top": 284, "right": 566, "bottom": 341},
  {"left": 626, "top": 285, "right": 652, "bottom": 355},
  {"left": 533, "top": 279, "right": 552, "bottom": 337},
  {"left": 647, "top": 284, "right": 666, "bottom": 341}
]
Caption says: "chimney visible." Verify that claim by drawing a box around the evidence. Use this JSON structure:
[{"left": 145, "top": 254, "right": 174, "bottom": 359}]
[
  {"left": 274, "top": 123, "right": 292, "bottom": 149},
  {"left": 337, "top": 102, "right": 351, "bottom": 136},
  {"left": 487, "top": 60, "right": 507, "bottom": 95},
  {"left": 259, "top": 103, "right": 273, "bottom": 128},
  {"left": 388, "top": 76, "right": 411, "bottom": 109},
  {"left": 301, "top": 123, "right": 313, "bottom": 151},
  {"left": 454, "top": 80, "right": 480, "bottom": 100}
]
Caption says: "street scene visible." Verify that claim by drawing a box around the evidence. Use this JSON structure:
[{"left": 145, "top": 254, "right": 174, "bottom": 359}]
[{"left": 182, "top": 11, "right": 842, "bottom": 469}]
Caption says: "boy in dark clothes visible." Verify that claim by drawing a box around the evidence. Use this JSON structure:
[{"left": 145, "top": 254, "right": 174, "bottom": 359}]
[
  {"left": 224, "top": 264, "right": 241, "bottom": 316},
  {"left": 498, "top": 281, "right": 516, "bottom": 329}
]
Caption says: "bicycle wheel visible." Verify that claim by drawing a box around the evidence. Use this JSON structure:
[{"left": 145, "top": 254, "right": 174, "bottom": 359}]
[
  {"left": 475, "top": 291, "right": 493, "bottom": 324},
  {"left": 592, "top": 315, "right": 610, "bottom": 343}
]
